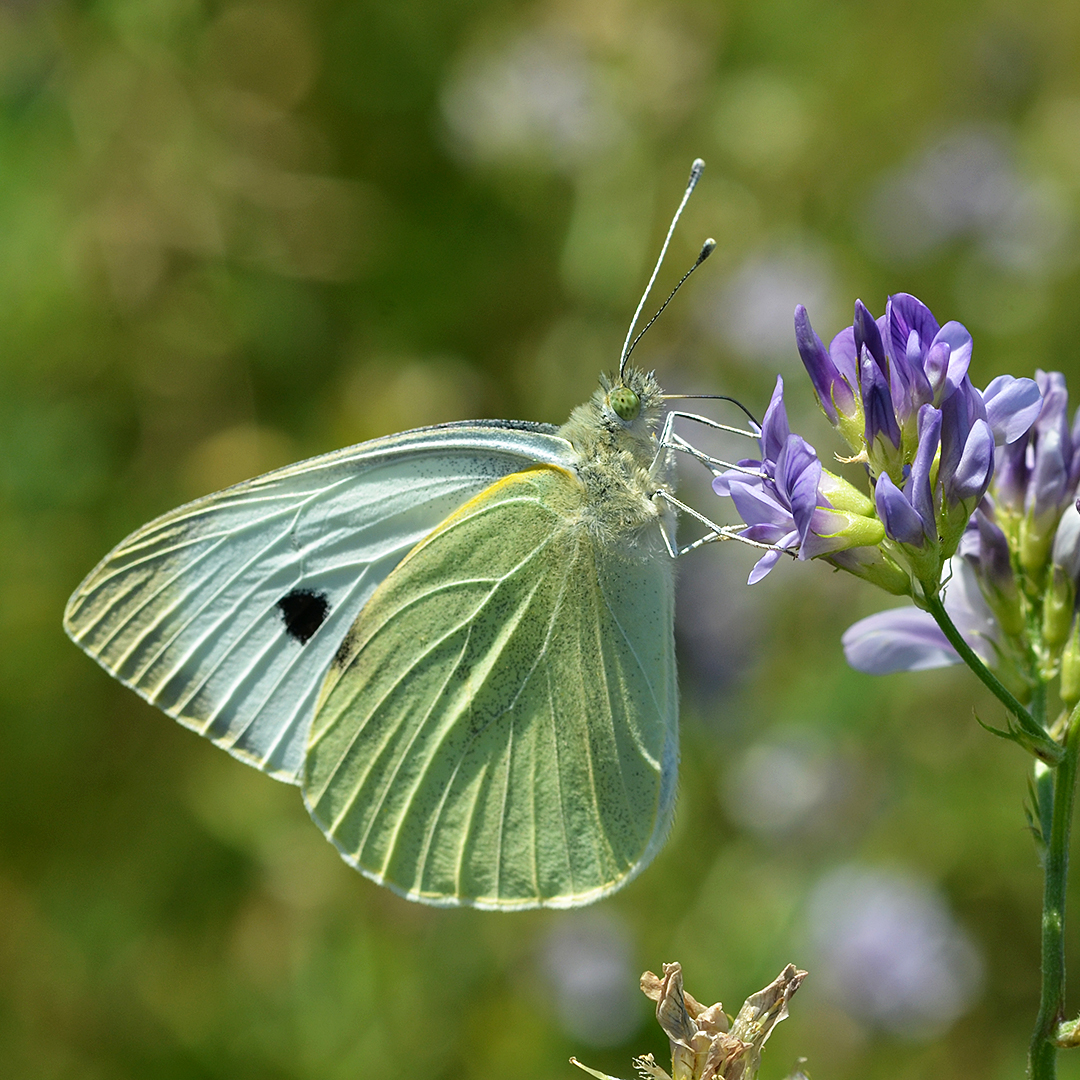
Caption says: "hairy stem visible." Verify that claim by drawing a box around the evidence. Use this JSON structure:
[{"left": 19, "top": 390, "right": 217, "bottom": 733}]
[{"left": 1029, "top": 707, "right": 1080, "bottom": 1080}]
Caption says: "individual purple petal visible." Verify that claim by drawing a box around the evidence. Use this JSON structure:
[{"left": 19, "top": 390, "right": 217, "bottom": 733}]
[
  {"left": 854, "top": 299, "right": 888, "bottom": 374},
  {"left": 828, "top": 326, "right": 859, "bottom": 390},
  {"left": 974, "top": 507, "right": 1015, "bottom": 594},
  {"left": 861, "top": 351, "right": 901, "bottom": 449},
  {"left": 939, "top": 379, "right": 986, "bottom": 490},
  {"left": 759, "top": 375, "right": 791, "bottom": 467},
  {"left": 950, "top": 419, "right": 995, "bottom": 503},
  {"left": 795, "top": 306, "right": 842, "bottom": 424},
  {"left": 1069, "top": 414, "right": 1080, "bottom": 495},
  {"left": 900, "top": 331, "right": 934, "bottom": 413},
  {"left": 1029, "top": 371, "right": 1071, "bottom": 520},
  {"left": 842, "top": 608, "right": 959, "bottom": 673},
  {"left": 776, "top": 434, "right": 824, "bottom": 547},
  {"left": 1071, "top": 407, "right": 1080, "bottom": 489},
  {"left": 992, "top": 431, "right": 1030, "bottom": 512},
  {"left": 875, "top": 472, "right": 927, "bottom": 546},
  {"left": 887, "top": 294, "right": 941, "bottom": 370},
  {"left": 742, "top": 522, "right": 798, "bottom": 547},
  {"left": 924, "top": 342, "right": 951, "bottom": 401},
  {"left": 932, "top": 321, "right": 972, "bottom": 399},
  {"left": 748, "top": 548, "right": 784, "bottom": 584},
  {"left": 909, "top": 404, "right": 941, "bottom": 529},
  {"left": 843, "top": 558, "right": 997, "bottom": 674},
  {"left": 712, "top": 458, "right": 765, "bottom": 497},
  {"left": 729, "top": 480, "right": 792, "bottom": 528},
  {"left": 982, "top": 375, "right": 1042, "bottom": 444}
]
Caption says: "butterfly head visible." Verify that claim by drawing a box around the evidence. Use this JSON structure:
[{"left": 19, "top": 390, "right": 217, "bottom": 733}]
[
  {"left": 559, "top": 367, "right": 666, "bottom": 463},
  {"left": 601, "top": 367, "right": 664, "bottom": 432}
]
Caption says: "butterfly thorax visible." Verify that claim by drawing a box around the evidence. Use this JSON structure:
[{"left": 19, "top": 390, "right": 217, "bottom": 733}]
[{"left": 556, "top": 367, "right": 676, "bottom": 553}]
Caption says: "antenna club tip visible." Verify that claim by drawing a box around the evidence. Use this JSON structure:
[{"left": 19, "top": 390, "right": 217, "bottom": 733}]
[
  {"left": 691, "top": 157, "right": 706, "bottom": 173},
  {"left": 693, "top": 238, "right": 716, "bottom": 267}
]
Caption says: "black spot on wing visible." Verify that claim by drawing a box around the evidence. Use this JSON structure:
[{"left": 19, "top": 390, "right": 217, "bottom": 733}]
[{"left": 277, "top": 589, "right": 330, "bottom": 645}]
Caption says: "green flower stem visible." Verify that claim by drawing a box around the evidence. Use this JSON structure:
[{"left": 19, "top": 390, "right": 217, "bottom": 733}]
[
  {"left": 1030, "top": 705, "right": 1080, "bottom": 1080},
  {"left": 922, "top": 591, "right": 1063, "bottom": 764}
]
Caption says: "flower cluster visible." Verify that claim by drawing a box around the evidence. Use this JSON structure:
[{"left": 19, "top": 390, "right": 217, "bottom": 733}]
[
  {"left": 715, "top": 294, "right": 1080, "bottom": 715},
  {"left": 717, "top": 295, "right": 1040, "bottom": 592},
  {"left": 712, "top": 376, "right": 889, "bottom": 586},
  {"left": 844, "top": 370, "right": 1080, "bottom": 700}
]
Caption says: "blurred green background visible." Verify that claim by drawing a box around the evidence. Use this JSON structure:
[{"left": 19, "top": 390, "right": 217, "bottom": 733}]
[{"left": 5, "top": 0, "right": 1080, "bottom": 1076}]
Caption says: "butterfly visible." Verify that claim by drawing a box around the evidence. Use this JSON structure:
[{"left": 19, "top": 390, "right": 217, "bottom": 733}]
[{"left": 63, "top": 161, "right": 748, "bottom": 910}]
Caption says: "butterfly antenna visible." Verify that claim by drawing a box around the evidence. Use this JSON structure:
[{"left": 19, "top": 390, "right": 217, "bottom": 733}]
[
  {"left": 619, "top": 158, "right": 706, "bottom": 379},
  {"left": 662, "top": 392, "right": 760, "bottom": 428},
  {"left": 622, "top": 238, "right": 715, "bottom": 368}
]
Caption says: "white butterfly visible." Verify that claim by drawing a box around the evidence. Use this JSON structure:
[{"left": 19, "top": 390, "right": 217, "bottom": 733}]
[{"left": 64, "top": 161, "right": 752, "bottom": 909}]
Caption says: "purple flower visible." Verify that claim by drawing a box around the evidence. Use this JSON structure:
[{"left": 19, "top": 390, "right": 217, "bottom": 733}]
[
  {"left": 990, "top": 370, "right": 1080, "bottom": 576},
  {"left": 843, "top": 559, "right": 998, "bottom": 674},
  {"left": 983, "top": 375, "right": 1044, "bottom": 444},
  {"left": 884, "top": 294, "right": 973, "bottom": 418},
  {"left": 875, "top": 473, "right": 929, "bottom": 548},
  {"left": 714, "top": 377, "right": 885, "bottom": 583},
  {"left": 799, "top": 296, "right": 1041, "bottom": 584},
  {"left": 794, "top": 305, "right": 857, "bottom": 424},
  {"left": 872, "top": 404, "right": 941, "bottom": 553},
  {"left": 725, "top": 295, "right": 1045, "bottom": 603},
  {"left": 861, "top": 345, "right": 902, "bottom": 452},
  {"left": 957, "top": 502, "right": 1024, "bottom": 637}
]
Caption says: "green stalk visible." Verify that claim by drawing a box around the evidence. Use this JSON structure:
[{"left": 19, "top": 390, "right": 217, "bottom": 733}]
[
  {"left": 922, "top": 591, "right": 1062, "bottom": 764},
  {"left": 1029, "top": 706, "right": 1080, "bottom": 1079}
]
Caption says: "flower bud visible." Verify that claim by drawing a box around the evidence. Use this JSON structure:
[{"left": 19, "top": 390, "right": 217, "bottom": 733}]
[
  {"left": 972, "top": 510, "right": 1025, "bottom": 638},
  {"left": 1043, "top": 566, "right": 1075, "bottom": 652},
  {"left": 794, "top": 305, "right": 856, "bottom": 424},
  {"left": 861, "top": 350, "right": 902, "bottom": 456},
  {"left": 1020, "top": 517, "right": 1057, "bottom": 584},
  {"left": 1062, "top": 617, "right": 1080, "bottom": 709},
  {"left": 1044, "top": 505, "right": 1080, "bottom": 650}
]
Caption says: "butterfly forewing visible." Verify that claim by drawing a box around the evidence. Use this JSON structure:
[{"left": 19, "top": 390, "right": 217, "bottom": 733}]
[
  {"left": 63, "top": 423, "right": 575, "bottom": 782},
  {"left": 303, "top": 465, "right": 678, "bottom": 909}
]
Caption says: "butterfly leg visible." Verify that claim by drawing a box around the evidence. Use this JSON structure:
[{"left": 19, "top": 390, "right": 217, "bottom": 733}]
[
  {"left": 652, "top": 490, "right": 779, "bottom": 559},
  {"left": 653, "top": 410, "right": 762, "bottom": 480}
]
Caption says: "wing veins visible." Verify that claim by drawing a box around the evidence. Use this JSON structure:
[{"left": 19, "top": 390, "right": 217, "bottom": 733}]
[
  {"left": 341, "top": 569, "right": 547, "bottom": 860},
  {"left": 494, "top": 706, "right": 515, "bottom": 902},
  {"left": 597, "top": 580, "right": 666, "bottom": 763},
  {"left": 545, "top": 665, "right": 574, "bottom": 897},
  {"left": 141, "top": 520, "right": 305, "bottom": 699},
  {"left": 589, "top": 578, "right": 638, "bottom": 832},
  {"left": 308, "top": 528, "right": 561, "bottom": 806}
]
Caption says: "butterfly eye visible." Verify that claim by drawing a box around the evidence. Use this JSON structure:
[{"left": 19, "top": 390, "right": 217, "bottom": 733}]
[{"left": 609, "top": 386, "right": 641, "bottom": 421}]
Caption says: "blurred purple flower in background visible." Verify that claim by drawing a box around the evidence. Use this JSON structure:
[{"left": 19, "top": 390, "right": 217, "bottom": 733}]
[
  {"left": 543, "top": 912, "right": 641, "bottom": 1047},
  {"left": 806, "top": 864, "right": 984, "bottom": 1038}
]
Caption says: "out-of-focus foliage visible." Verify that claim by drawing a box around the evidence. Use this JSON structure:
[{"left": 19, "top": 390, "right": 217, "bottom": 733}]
[{"left": 4, "top": 0, "right": 1080, "bottom": 1077}]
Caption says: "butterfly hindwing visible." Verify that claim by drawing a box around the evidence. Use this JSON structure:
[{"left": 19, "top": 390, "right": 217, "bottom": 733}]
[
  {"left": 63, "top": 423, "right": 575, "bottom": 782},
  {"left": 303, "top": 465, "right": 678, "bottom": 909}
]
